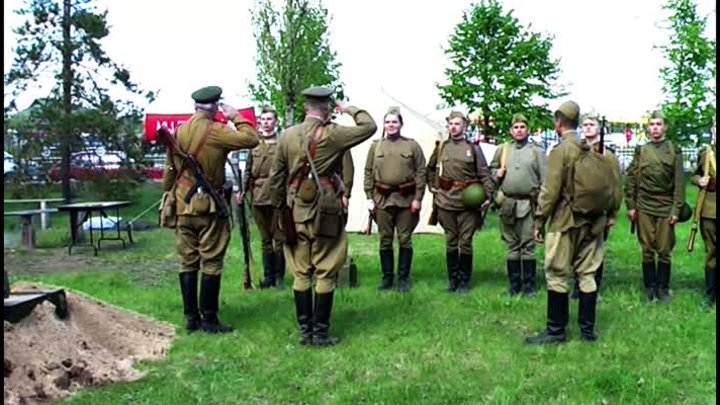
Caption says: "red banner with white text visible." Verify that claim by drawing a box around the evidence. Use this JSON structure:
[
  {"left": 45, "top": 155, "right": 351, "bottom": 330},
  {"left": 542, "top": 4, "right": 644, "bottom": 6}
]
[{"left": 143, "top": 108, "right": 257, "bottom": 143}]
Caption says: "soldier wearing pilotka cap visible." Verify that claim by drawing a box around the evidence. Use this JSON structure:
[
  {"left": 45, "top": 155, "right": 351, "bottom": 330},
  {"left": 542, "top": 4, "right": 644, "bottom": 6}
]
[
  {"left": 426, "top": 110, "right": 495, "bottom": 293},
  {"left": 625, "top": 110, "right": 687, "bottom": 303},
  {"left": 489, "top": 113, "right": 546, "bottom": 297},
  {"left": 269, "top": 86, "right": 377, "bottom": 346},
  {"left": 526, "top": 100, "right": 612, "bottom": 344}
]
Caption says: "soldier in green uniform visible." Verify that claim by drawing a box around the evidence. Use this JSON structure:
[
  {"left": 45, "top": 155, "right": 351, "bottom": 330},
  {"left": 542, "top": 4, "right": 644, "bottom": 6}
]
[
  {"left": 364, "top": 106, "right": 427, "bottom": 292},
  {"left": 526, "top": 101, "right": 610, "bottom": 345},
  {"left": 691, "top": 120, "right": 716, "bottom": 306},
  {"left": 240, "top": 106, "right": 285, "bottom": 288},
  {"left": 570, "top": 112, "right": 623, "bottom": 300},
  {"left": 489, "top": 113, "right": 546, "bottom": 297},
  {"left": 164, "top": 86, "right": 259, "bottom": 333},
  {"left": 269, "top": 86, "right": 376, "bottom": 346},
  {"left": 625, "top": 111, "right": 685, "bottom": 303},
  {"left": 427, "top": 111, "right": 494, "bottom": 293}
]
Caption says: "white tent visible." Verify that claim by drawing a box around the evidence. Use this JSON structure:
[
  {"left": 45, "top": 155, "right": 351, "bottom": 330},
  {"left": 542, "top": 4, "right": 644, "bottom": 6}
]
[{"left": 335, "top": 89, "right": 497, "bottom": 234}]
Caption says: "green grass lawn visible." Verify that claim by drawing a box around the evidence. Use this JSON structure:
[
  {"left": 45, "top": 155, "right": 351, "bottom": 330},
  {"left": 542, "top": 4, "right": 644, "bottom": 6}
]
[{"left": 6, "top": 182, "right": 715, "bottom": 405}]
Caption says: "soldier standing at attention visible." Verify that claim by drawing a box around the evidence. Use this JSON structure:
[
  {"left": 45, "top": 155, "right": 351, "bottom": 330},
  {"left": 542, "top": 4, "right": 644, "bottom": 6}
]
[
  {"left": 570, "top": 112, "right": 623, "bottom": 300},
  {"left": 691, "top": 120, "right": 716, "bottom": 306},
  {"left": 625, "top": 111, "right": 685, "bottom": 303},
  {"left": 240, "top": 106, "right": 285, "bottom": 288},
  {"left": 165, "top": 86, "right": 259, "bottom": 333},
  {"left": 489, "top": 113, "right": 546, "bottom": 297},
  {"left": 269, "top": 86, "right": 376, "bottom": 346},
  {"left": 526, "top": 101, "right": 612, "bottom": 344},
  {"left": 426, "top": 111, "right": 494, "bottom": 293},
  {"left": 364, "top": 106, "right": 427, "bottom": 292}
]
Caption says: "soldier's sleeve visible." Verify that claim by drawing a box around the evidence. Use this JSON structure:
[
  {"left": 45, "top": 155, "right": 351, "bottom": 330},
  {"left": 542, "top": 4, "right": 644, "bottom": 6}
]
[
  {"left": 162, "top": 146, "right": 177, "bottom": 192},
  {"left": 426, "top": 142, "right": 440, "bottom": 191},
  {"left": 363, "top": 141, "right": 377, "bottom": 200},
  {"left": 342, "top": 150, "right": 354, "bottom": 198},
  {"left": 691, "top": 149, "right": 706, "bottom": 186},
  {"left": 328, "top": 106, "right": 378, "bottom": 149},
  {"left": 624, "top": 146, "right": 641, "bottom": 211},
  {"left": 489, "top": 145, "right": 502, "bottom": 183},
  {"left": 608, "top": 152, "right": 623, "bottom": 218},
  {"left": 475, "top": 145, "right": 495, "bottom": 200},
  {"left": 413, "top": 141, "right": 427, "bottom": 201},
  {"left": 269, "top": 133, "right": 289, "bottom": 208},
  {"left": 243, "top": 150, "right": 253, "bottom": 193},
  {"left": 671, "top": 145, "right": 685, "bottom": 217},
  {"left": 536, "top": 145, "right": 548, "bottom": 184},
  {"left": 207, "top": 117, "right": 260, "bottom": 150},
  {"left": 534, "top": 145, "right": 565, "bottom": 230}
]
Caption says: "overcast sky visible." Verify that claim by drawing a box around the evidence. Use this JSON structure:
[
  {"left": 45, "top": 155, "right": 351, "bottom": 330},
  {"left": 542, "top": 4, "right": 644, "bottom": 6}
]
[{"left": 3, "top": 0, "right": 716, "bottom": 122}]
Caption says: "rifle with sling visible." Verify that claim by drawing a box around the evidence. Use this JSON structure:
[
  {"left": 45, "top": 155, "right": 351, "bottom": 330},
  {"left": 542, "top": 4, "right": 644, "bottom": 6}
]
[
  {"left": 687, "top": 145, "right": 713, "bottom": 251},
  {"left": 229, "top": 159, "right": 255, "bottom": 289},
  {"left": 158, "top": 126, "right": 229, "bottom": 218}
]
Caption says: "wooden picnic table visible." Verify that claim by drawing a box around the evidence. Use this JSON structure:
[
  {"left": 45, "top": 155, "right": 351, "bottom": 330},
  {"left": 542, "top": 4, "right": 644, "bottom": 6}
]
[
  {"left": 4, "top": 198, "right": 64, "bottom": 230},
  {"left": 4, "top": 208, "right": 59, "bottom": 249},
  {"left": 56, "top": 201, "right": 133, "bottom": 256}
]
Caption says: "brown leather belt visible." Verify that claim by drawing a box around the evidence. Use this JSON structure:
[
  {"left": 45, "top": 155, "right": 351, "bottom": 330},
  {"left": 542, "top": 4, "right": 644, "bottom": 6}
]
[
  {"left": 291, "top": 175, "right": 342, "bottom": 193},
  {"left": 452, "top": 179, "right": 480, "bottom": 189}
]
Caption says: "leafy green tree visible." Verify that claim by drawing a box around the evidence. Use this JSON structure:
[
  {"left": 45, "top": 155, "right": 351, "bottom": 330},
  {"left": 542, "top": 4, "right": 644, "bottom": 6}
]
[
  {"left": 249, "top": 0, "right": 344, "bottom": 127},
  {"left": 658, "top": 0, "right": 716, "bottom": 146},
  {"left": 437, "top": 0, "right": 565, "bottom": 141},
  {"left": 4, "top": 0, "right": 155, "bottom": 202}
]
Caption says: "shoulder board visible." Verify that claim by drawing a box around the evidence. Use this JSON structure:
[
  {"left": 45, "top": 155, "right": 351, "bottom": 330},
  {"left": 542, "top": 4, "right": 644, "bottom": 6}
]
[{"left": 605, "top": 144, "right": 616, "bottom": 153}]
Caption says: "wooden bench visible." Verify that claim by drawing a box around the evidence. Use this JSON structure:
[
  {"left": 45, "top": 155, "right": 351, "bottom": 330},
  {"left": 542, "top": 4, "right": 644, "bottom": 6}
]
[
  {"left": 4, "top": 198, "right": 64, "bottom": 230},
  {"left": 4, "top": 209, "right": 59, "bottom": 249}
]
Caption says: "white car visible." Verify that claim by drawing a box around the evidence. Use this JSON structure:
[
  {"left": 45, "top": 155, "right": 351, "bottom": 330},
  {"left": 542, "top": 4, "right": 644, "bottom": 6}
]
[{"left": 4, "top": 151, "right": 17, "bottom": 177}]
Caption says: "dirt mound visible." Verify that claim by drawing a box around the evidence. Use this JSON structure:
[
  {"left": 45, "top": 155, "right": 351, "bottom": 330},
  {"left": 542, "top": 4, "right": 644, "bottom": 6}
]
[{"left": 3, "top": 286, "right": 175, "bottom": 405}]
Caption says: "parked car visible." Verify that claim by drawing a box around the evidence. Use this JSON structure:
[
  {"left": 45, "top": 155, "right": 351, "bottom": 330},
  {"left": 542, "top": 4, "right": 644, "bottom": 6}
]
[
  {"left": 4, "top": 152, "right": 17, "bottom": 178},
  {"left": 47, "top": 151, "right": 142, "bottom": 182}
]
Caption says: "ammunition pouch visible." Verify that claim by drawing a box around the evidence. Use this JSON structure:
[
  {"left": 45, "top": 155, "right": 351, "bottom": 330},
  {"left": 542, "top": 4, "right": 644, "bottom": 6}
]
[
  {"left": 189, "top": 191, "right": 212, "bottom": 215},
  {"left": 314, "top": 190, "right": 343, "bottom": 238},
  {"left": 159, "top": 191, "right": 177, "bottom": 229},
  {"left": 499, "top": 197, "right": 516, "bottom": 225},
  {"left": 493, "top": 190, "right": 506, "bottom": 207},
  {"left": 437, "top": 176, "right": 454, "bottom": 191},
  {"left": 296, "top": 175, "right": 318, "bottom": 203}
]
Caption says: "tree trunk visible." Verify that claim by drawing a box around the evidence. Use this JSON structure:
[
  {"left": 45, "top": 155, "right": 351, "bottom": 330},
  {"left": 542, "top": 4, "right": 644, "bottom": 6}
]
[
  {"left": 61, "top": 0, "right": 73, "bottom": 203},
  {"left": 284, "top": 95, "right": 295, "bottom": 128}
]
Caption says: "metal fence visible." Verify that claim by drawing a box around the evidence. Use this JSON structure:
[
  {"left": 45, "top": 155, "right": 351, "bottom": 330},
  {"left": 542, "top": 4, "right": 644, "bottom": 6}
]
[{"left": 606, "top": 147, "right": 699, "bottom": 174}]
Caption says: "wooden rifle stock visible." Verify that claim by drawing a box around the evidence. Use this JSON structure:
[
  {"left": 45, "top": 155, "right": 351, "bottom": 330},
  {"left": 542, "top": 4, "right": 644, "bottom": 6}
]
[
  {"left": 688, "top": 145, "right": 712, "bottom": 252},
  {"left": 229, "top": 162, "right": 254, "bottom": 290},
  {"left": 282, "top": 205, "right": 299, "bottom": 246}
]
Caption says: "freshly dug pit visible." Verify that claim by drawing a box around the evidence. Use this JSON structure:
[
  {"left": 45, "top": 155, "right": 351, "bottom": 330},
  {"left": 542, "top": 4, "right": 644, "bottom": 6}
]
[{"left": 3, "top": 286, "right": 175, "bottom": 405}]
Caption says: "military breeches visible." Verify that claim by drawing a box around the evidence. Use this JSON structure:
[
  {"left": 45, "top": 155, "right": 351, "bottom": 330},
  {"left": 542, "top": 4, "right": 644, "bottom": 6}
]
[
  {"left": 252, "top": 204, "right": 283, "bottom": 255},
  {"left": 544, "top": 224, "right": 604, "bottom": 293},
  {"left": 376, "top": 206, "right": 419, "bottom": 250},
  {"left": 175, "top": 215, "right": 231, "bottom": 275},
  {"left": 284, "top": 221, "right": 347, "bottom": 294},
  {"left": 637, "top": 211, "right": 676, "bottom": 264},
  {"left": 500, "top": 213, "right": 535, "bottom": 260},
  {"left": 701, "top": 218, "right": 716, "bottom": 271},
  {"left": 437, "top": 208, "right": 477, "bottom": 255}
]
